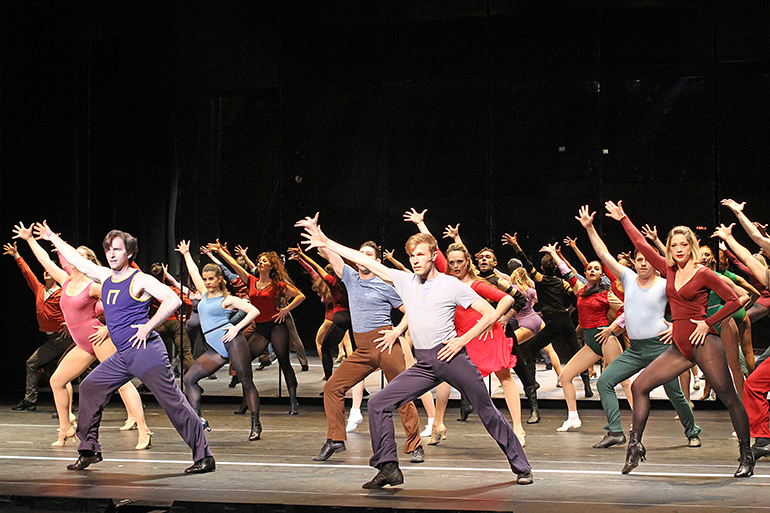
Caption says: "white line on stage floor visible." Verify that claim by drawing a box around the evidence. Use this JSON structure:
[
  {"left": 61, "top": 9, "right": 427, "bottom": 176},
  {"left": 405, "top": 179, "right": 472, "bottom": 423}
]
[{"left": 0, "top": 455, "right": 767, "bottom": 480}]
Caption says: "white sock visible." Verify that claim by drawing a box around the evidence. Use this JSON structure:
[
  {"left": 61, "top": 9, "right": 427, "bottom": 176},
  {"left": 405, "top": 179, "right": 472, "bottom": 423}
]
[
  {"left": 568, "top": 410, "right": 580, "bottom": 421},
  {"left": 426, "top": 417, "right": 434, "bottom": 429},
  {"left": 350, "top": 408, "right": 361, "bottom": 418}
]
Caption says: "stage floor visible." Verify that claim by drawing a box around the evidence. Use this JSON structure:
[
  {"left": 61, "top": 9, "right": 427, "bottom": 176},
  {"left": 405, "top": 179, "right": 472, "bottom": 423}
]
[{"left": 1, "top": 399, "right": 768, "bottom": 512}]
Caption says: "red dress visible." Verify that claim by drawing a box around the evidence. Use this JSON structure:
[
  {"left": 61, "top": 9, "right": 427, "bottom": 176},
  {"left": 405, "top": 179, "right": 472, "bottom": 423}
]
[
  {"left": 436, "top": 252, "right": 516, "bottom": 376},
  {"left": 621, "top": 216, "right": 740, "bottom": 360}
]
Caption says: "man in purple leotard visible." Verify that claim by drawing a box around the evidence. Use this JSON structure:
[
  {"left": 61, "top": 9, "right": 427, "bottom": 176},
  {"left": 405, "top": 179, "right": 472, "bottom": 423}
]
[{"left": 36, "top": 221, "right": 214, "bottom": 474}]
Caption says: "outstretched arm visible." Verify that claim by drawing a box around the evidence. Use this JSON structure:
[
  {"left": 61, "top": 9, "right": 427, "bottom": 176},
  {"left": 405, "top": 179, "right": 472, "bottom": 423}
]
[
  {"left": 713, "top": 223, "right": 768, "bottom": 286},
  {"left": 33, "top": 221, "right": 110, "bottom": 283},
  {"left": 12, "top": 222, "right": 69, "bottom": 285},
  {"left": 443, "top": 224, "right": 463, "bottom": 245},
  {"left": 722, "top": 199, "right": 770, "bottom": 255},
  {"left": 176, "top": 241, "right": 206, "bottom": 296},
  {"left": 605, "top": 200, "right": 668, "bottom": 275},
  {"left": 212, "top": 240, "right": 250, "bottom": 283},
  {"left": 296, "top": 213, "right": 394, "bottom": 284},
  {"left": 640, "top": 224, "right": 666, "bottom": 254},
  {"left": 404, "top": 208, "right": 432, "bottom": 236},
  {"left": 234, "top": 245, "right": 256, "bottom": 273},
  {"left": 563, "top": 236, "right": 589, "bottom": 269},
  {"left": 383, "top": 249, "right": 410, "bottom": 273},
  {"left": 576, "top": 205, "right": 625, "bottom": 279}
]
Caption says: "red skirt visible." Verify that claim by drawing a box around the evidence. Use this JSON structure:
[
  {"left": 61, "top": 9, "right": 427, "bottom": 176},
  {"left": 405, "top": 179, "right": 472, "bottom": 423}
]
[{"left": 464, "top": 324, "right": 516, "bottom": 377}]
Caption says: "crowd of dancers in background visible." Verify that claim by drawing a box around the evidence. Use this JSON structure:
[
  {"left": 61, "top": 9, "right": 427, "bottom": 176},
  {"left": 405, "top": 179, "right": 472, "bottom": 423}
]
[{"left": 6, "top": 198, "right": 770, "bottom": 486}]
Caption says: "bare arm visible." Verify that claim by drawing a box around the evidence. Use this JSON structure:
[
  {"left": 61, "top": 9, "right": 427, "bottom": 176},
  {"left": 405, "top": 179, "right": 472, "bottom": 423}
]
[
  {"left": 220, "top": 295, "right": 259, "bottom": 341},
  {"left": 404, "top": 208, "right": 432, "bottom": 236},
  {"left": 576, "top": 205, "right": 625, "bottom": 279},
  {"left": 384, "top": 249, "right": 410, "bottom": 273},
  {"left": 563, "top": 236, "right": 589, "bottom": 268},
  {"left": 640, "top": 224, "right": 667, "bottom": 254},
  {"left": 213, "top": 241, "right": 250, "bottom": 283},
  {"left": 713, "top": 223, "right": 768, "bottom": 286},
  {"left": 33, "top": 221, "right": 110, "bottom": 283},
  {"left": 722, "top": 199, "right": 770, "bottom": 254},
  {"left": 296, "top": 213, "right": 394, "bottom": 284},
  {"left": 176, "top": 241, "right": 206, "bottom": 296},
  {"left": 12, "top": 223, "right": 69, "bottom": 285},
  {"left": 234, "top": 245, "right": 256, "bottom": 272},
  {"left": 443, "top": 224, "right": 463, "bottom": 245}
]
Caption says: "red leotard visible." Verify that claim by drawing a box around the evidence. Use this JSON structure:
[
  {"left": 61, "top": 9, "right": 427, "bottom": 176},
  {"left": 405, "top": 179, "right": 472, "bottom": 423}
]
[
  {"left": 621, "top": 216, "right": 741, "bottom": 360},
  {"left": 58, "top": 278, "right": 103, "bottom": 355},
  {"left": 248, "top": 275, "right": 283, "bottom": 323}
]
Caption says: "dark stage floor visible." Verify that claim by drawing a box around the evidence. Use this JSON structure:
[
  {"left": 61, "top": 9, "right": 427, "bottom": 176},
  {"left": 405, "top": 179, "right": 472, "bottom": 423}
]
[{"left": 1, "top": 397, "right": 769, "bottom": 513}]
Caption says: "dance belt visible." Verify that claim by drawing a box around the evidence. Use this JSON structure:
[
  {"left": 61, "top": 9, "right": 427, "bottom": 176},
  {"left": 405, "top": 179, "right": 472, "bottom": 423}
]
[{"left": 203, "top": 322, "right": 231, "bottom": 335}]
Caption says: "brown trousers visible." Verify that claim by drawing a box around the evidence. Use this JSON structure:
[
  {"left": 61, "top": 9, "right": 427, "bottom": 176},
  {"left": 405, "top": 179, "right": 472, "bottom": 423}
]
[{"left": 323, "top": 327, "right": 421, "bottom": 453}]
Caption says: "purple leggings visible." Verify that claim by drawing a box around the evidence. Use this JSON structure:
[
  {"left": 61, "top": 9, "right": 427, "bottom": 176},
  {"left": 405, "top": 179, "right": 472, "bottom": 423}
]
[{"left": 367, "top": 345, "right": 530, "bottom": 474}]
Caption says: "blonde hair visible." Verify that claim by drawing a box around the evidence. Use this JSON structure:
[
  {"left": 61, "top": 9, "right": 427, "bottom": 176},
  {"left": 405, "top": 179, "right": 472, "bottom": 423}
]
[
  {"left": 78, "top": 246, "right": 101, "bottom": 266},
  {"left": 445, "top": 243, "right": 479, "bottom": 279},
  {"left": 665, "top": 226, "right": 701, "bottom": 267},
  {"left": 405, "top": 233, "right": 437, "bottom": 255},
  {"left": 510, "top": 267, "right": 533, "bottom": 291},
  {"left": 753, "top": 253, "right": 768, "bottom": 269}
]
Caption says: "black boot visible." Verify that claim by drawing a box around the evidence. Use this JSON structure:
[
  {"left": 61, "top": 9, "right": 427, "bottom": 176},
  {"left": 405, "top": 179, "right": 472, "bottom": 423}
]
[
  {"left": 457, "top": 394, "right": 474, "bottom": 422},
  {"left": 581, "top": 371, "right": 594, "bottom": 398},
  {"left": 524, "top": 385, "right": 540, "bottom": 424},
  {"left": 288, "top": 387, "right": 299, "bottom": 415},
  {"left": 621, "top": 430, "right": 646, "bottom": 474},
  {"left": 195, "top": 409, "right": 211, "bottom": 431},
  {"left": 249, "top": 411, "right": 262, "bottom": 441},
  {"left": 735, "top": 438, "right": 755, "bottom": 478}
]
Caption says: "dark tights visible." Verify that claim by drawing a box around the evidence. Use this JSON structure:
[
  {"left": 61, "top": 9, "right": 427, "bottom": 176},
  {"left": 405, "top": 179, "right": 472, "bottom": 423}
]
[
  {"left": 321, "top": 311, "right": 355, "bottom": 380},
  {"left": 183, "top": 333, "right": 259, "bottom": 414},
  {"left": 249, "top": 321, "right": 298, "bottom": 391},
  {"left": 631, "top": 333, "right": 749, "bottom": 439}
]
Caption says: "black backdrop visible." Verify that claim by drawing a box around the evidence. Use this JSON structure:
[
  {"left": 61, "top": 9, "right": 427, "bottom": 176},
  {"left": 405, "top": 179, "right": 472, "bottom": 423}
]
[{"left": 2, "top": 0, "right": 769, "bottom": 399}]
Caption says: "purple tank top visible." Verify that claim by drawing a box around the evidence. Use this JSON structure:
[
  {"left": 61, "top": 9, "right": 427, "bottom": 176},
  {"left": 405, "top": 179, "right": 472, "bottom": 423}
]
[{"left": 101, "top": 269, "right": 151, "bottom": 351}]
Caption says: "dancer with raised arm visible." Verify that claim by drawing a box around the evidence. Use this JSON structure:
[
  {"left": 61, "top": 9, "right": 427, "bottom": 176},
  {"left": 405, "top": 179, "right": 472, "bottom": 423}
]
[
  {"left": 576, "top": 206, "right": 701, "bottom": 449},
  {"left": 309, "top": 240, "right": 424, "bottom": 463},
  {"left": 35, "top": 221, "right": 214, "bottom": 474},
  {"left": 12, "top": 223, "right": 151, "bottom": 448},
  {"left": 216, "top": 245, "right": 305, "bottom": 414},
  {"left": 297, "top": 213, "right": 532, "bottom": 488},
  {"left": 604, "top": 201, "right": 751, "bottom": 477},
  {"left": 176, "top": 240, "right": 261, "bottom": 440}
]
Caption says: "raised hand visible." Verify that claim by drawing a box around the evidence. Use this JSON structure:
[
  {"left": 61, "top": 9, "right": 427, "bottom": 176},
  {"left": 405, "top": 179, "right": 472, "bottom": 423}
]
[
  {"left": 3, "top": 242, "right": 18, "bottom": 257},
  {"left": 539, "top": 242, "right": 559, "bottom": 255},
  {"left": 32, "top": 220, "right": 55, "bottom": 241},
  {"left": 383, "top": 249, "right": 396, "bottom": 260},
  {"left": 575, "top": 205, "right": 596, "bottom": 229},
  {"left": 604, "top": 200, "right": 626, "bottom": 221},
  {"left": 754, "top": 222, "right": 769, "bottom": 238},
  {"left": 721, "top": 198, "right": 745, "bottom": 214},
  {"left": 12, "top": 222, "right": 34, "bottom": 241},
  {"left": 234, "top": 245, "right": 249, "bottom": 258},
  {"left": 640, "top": 224, "right": 658, "bottom": 241},
  {"left": 403, "top": 208, "right": 427, "bottom": 225},
  {"left": 563, "top": 236, "right": 578, "bottom": 248},
  {"left": 501, "top": 232, "right": 519, "bottom": 248},
  {"left": 294, "top": 212, "right": 319, "bottom": 231},
  {"left": 443, "top": 224, "right": 460, "bottom": 240},
  {"left": 199, "top": 245, "right": 211, "bottom": 256},
  {"left": 711, "top": 223, "right": 735, "bottom": 241},
  {"left": 175, "top": 240, "right": 191, "bottom": 255},
  {"left": 287, "top": 245, "right": 303, "bottom": 261}
]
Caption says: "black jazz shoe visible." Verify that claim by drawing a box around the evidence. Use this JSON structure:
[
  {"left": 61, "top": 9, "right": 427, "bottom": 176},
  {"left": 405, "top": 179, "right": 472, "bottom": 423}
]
[
  {"left": 185, "top": 456, "right": 216, "bottom": 474},
  {"left": 313, "top": 440, "right": 346, "bottom": 461},
  {"left": 67, "top": 452, "right": 103, "bottom": 470}
]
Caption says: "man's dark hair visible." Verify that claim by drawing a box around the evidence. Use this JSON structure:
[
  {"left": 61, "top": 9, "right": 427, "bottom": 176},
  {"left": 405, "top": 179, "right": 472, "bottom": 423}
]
[
  {"left": 102, "top": 230, "right": 138, "bottom": 263},
  {"left": 360, "top": 240, "right": 381, "bottom": 260}
]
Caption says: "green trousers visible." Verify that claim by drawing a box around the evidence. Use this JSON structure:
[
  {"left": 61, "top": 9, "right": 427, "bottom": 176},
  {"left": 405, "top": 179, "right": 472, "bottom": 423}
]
[{"left": 597, "top": 337, "right": 701, "bottom": 437}]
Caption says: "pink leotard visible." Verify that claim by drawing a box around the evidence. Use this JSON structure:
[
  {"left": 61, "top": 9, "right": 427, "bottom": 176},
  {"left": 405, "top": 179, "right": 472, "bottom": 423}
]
[{"left": 58, "top": 279, "right": 104, "bottom": 355}]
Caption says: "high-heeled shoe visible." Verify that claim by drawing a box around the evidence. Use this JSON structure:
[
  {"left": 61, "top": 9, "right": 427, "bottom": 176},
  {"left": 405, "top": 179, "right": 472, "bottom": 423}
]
[
  {"left": 135, "top": 431, "right": 153, "bottom": 450},
  {"left": 201, "top": 417, "right": 211, "bottom": 431},
  {"left": 621, "top": 430, "right": 646, "bottom": 474},
  {"left": 69, "top": 412, "right": 78, "bottom": 429},
  {"left": 249, "top": 412, "right": 262, "bottom": 441},
  {"left": 120, "top": 417, "right": 137, "bottom": 431},
  {"left": 735, "top": 438, "right": 755, "bottom": 478},
  {"left": 51, "top": 427, "right": 77, "bottom": 447},
  {"left": 427, "top": 424, "right": 447, "bottom": 445},
  {"left": 516, "top": 430, "right": 526, "bottom": 447}
]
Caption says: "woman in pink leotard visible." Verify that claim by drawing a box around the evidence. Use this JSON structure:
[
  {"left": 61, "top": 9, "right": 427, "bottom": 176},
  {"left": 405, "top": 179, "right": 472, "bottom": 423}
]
[{"left": 13, "top": 223, "right": 151, "bottom": 449}]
